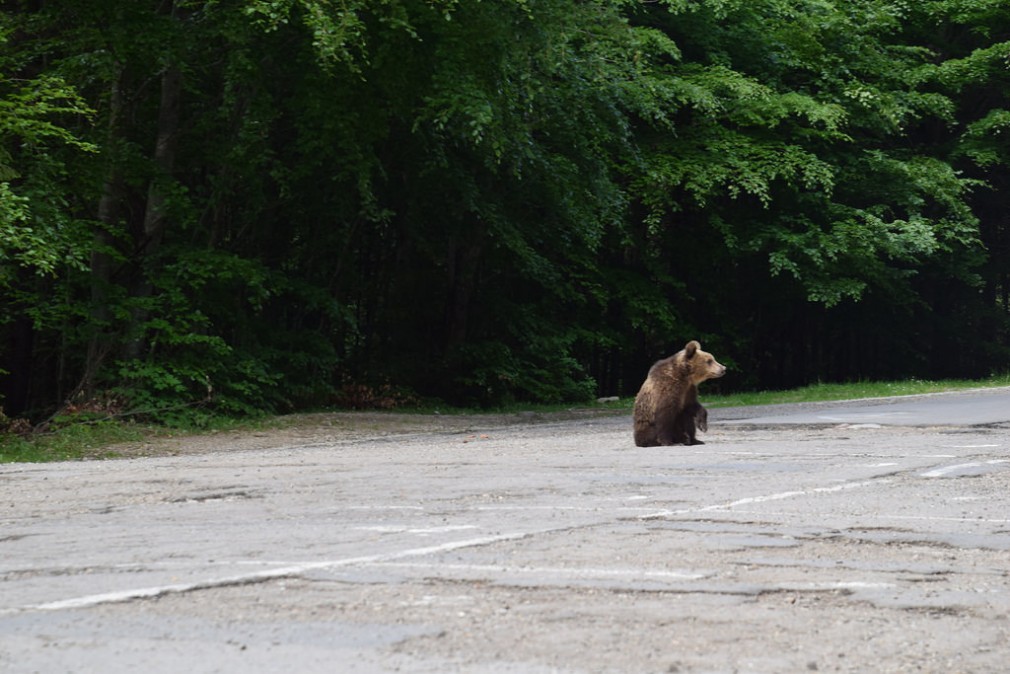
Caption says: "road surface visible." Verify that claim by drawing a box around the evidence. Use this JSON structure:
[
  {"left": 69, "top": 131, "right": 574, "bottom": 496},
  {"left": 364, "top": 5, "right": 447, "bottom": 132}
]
[{"left": 2, "top": 389, "right": 1010, "bottom": 673}]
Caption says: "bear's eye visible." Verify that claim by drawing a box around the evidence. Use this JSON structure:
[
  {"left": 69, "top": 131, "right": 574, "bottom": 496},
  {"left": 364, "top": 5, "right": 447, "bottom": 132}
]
[{"left": 707, "top": 358, "right": 713, "bottom": 365}]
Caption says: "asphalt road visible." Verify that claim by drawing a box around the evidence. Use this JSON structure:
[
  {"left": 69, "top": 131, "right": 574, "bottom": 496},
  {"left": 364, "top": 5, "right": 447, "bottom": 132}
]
[{"left": 3, "top": 389, "right": 1010, "bottom": 673}]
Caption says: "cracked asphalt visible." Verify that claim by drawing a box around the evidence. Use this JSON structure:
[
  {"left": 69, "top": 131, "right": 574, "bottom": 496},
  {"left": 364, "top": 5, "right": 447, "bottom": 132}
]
[{"left": 3, "top": 390, "right": 1010, "bottom": 673}]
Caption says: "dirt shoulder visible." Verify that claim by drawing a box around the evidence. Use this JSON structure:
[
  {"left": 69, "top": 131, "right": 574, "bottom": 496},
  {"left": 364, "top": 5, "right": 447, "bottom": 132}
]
[{"left": 98, "top": 407, "right": 631, "bottom": 459}]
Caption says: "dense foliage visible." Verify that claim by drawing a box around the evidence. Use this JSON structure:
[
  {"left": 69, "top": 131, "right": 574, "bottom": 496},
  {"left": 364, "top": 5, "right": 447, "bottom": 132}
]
[{"left": 2, "top": 0, "right": 1009, "bottom": 423}]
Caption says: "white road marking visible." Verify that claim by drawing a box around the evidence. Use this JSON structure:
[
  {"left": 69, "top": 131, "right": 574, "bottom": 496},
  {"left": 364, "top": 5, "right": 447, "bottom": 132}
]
[
  {"left": 728, "top": 510, "right": 1010, "bottom": 524},
  {"left": 921, "top": 462, "right": 980, "bottom": 478},
  {"left": 354, "top": 525, "right": 479, "bottom": 534},
  {"left": 788, "top": 581, "right": 895, "bottom": 590},
  {"left": 475, "top": 505, "right": 658, "bottom": 512},
  {"left": 921, "top": 459, "right": 1010, "bottom": 478},
  {"left": 372, "top": 561, "right": 710, "bottom": 581},
  {"left": 27, "top": 531, "right": 535, "bottom": 612},
  {"left": 345, "top": 505, "right": 425, "bottom": 511},
  {"left": 945, "top": 444, "right": 999, "bottom": 448},
  {"left": 640, "top": 479, "right": 888, "bottom": 520}
]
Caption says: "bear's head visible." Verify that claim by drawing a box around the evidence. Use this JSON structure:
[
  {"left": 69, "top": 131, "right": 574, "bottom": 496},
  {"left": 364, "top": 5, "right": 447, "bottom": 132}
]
[{"left": 681, "top": 340, "right": 726, "bottom": 384}]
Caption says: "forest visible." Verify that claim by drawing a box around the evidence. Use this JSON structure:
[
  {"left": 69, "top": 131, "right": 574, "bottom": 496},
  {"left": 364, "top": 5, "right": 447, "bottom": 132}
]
[{"left": 2, "top": 0, "right": 1010, "bottom": 425}]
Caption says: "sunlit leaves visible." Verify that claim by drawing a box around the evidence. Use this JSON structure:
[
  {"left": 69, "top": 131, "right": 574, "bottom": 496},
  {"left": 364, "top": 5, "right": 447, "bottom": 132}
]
[
  {"left": 244, "top": 0, "right": 461, "bottom": 71},
  {"left": 960, "top": 109, "right": 1010, "bottom": 167},
  {"left": 0, "top": 25, "right": 96, "bottom": 297}
]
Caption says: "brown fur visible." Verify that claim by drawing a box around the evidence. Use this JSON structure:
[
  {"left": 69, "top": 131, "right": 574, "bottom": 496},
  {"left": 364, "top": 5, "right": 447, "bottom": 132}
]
[{"left": 632, "top": 340, "right": 726, "bottom": 447}]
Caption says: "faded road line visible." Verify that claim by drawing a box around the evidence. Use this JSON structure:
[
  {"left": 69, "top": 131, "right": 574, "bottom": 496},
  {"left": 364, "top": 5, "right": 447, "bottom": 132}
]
[
  {"left": 22, "top": 530, "right": 539, "bottom": 613},
  {"left": 639, "top": 478, "right": 890, "bottom": 520},
  {"left": 920, "top": 459, "right": 1010, "bottom": 478}
]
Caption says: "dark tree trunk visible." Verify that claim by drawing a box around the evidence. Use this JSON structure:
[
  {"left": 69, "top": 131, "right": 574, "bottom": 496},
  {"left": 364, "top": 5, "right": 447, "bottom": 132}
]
[
  {"left": 124, "top": 62, "right": 183, "bottom": 360},
  {"left": 84, "top": 63, "right": 126, "bottom": 398}
]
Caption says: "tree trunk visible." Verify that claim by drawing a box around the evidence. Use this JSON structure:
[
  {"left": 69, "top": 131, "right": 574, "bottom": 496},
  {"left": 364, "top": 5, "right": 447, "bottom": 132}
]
[
  {"left": 83, "top": 63, "right": 126, "bottom": 398},
  {"left": 141, "top": 64, "right": 182, "bottom": 256},
  {"left": 124, "top": 62, "right": 183, "bottom": 360}
]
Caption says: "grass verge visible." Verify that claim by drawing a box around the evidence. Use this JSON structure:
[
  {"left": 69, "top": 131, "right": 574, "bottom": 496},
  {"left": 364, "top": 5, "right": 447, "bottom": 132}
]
[
  {"left": 0, "top": 420, "right": 150, "bottom": 464},
  {"left": 0, "top": 415, "right": 274, "bottom": 464},
  {"left": 3, "top": 375, "right": 1009, "bottom": 463},
  {"left": 704, "top": 375, "right": 1010, "bottom": 408}
]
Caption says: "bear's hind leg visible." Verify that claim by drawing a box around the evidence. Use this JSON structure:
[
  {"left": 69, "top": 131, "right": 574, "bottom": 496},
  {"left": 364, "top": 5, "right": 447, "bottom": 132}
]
[
  {"left": 654, "top": 406, "right": 684, "bottom": 446},
  {"left": 675, "top": 402, "right": 708, "bottom": 445},
  {"left": 634, "top": 427, "right": 659, "bottom": 447}
]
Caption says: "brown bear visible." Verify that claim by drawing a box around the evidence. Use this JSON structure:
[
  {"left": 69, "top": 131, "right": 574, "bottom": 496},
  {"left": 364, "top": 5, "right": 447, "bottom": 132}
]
[{"left": 633, "top": 340, "right": 726, "bottom": 447}]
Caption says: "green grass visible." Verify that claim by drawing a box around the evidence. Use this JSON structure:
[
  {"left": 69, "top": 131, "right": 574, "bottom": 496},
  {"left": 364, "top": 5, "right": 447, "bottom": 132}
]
[
  {"left": 0, "top": 420, "right": 150, "bottom": 464},
  {"left": 4, "top": 375, "right": 1010, "bottom": 463},
  {"left": 0, "top": 413, "right": 273, "bottom": 464},
  {"left": 704, "top": 375, "right": 1010, "bottom": 408}
]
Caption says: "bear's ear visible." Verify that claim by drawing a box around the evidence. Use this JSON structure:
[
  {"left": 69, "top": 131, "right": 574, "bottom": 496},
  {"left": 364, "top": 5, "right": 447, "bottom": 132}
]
[{"left": 684, "top": 340, "right": 700, "bottom": 359}]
